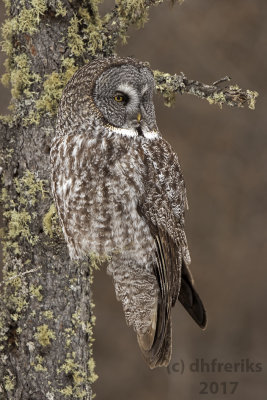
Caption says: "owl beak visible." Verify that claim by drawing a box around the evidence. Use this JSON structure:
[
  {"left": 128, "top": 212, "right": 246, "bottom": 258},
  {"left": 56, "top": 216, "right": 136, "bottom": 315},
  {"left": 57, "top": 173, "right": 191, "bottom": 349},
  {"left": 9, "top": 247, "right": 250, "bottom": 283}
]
[{"left": 137, "top": 113, "right": 142, "bottom": 122}]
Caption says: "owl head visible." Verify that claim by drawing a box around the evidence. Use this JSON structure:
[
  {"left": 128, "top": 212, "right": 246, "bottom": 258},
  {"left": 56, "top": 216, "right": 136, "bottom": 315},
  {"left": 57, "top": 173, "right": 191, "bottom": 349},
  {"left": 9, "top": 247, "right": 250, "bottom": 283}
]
[{"left": 56, "top": 57, "right": 158, "bottom": 137}]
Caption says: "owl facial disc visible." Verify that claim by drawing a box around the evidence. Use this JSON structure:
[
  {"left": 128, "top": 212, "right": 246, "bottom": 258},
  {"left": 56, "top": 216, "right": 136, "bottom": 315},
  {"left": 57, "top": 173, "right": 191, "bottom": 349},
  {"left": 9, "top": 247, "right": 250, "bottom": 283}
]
[{"left": 93, "top": 64, "right": 157, "bottom": 134}]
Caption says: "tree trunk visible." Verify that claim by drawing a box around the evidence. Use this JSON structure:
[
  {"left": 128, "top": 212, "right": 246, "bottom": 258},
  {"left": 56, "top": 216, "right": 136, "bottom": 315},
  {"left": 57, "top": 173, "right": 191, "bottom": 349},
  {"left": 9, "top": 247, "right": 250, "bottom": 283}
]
[
  {"left": 0, "top": 98, "right": 97, "bottom": 397},
  {"left": 0, "top": 0, "right": 102, "bottom": 397}
]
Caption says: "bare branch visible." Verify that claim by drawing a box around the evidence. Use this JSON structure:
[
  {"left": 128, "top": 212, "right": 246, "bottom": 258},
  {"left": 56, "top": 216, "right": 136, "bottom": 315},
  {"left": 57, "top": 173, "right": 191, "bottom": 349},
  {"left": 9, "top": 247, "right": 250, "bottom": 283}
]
[
  {"left": 154, "top": 70, "right": 259, "bottom": 110},
  {"left": 212, "top": 76, "right": 231, "bottom": 86}
]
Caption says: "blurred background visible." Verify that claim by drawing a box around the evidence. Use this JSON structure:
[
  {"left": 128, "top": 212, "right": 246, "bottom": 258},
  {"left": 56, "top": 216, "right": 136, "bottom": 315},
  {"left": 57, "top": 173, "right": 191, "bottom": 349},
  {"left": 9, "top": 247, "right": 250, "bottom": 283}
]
[{"left": 1, "top": 0, "right": 266, "bottom": 399}]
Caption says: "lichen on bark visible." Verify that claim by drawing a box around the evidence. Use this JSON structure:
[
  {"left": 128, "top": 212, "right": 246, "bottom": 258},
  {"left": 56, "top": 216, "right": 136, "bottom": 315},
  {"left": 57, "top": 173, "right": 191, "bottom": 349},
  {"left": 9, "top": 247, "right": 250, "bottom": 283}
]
[{"left": 154, "top": 70, "right": 258, "bottom": 109}]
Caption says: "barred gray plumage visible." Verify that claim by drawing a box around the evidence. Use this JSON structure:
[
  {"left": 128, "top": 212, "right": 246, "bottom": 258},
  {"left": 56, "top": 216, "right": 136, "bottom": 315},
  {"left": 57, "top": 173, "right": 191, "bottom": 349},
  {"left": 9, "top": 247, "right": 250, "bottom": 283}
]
[{"left": 50, "top": 56, "right": 207, "bottom": 368}]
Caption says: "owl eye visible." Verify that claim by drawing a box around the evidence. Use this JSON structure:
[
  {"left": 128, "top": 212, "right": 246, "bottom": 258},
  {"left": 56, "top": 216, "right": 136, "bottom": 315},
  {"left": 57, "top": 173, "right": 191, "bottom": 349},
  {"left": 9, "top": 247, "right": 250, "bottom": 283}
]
[{"left": 114, "top": 92, "right": 129, "bottom": 104}]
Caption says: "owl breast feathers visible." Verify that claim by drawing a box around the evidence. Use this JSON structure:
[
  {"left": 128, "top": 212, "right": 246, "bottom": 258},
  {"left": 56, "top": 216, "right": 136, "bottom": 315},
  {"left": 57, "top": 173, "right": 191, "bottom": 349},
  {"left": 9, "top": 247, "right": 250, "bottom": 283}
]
[{"left": 50, "top": 56, "right": 206, "bottom": 369}]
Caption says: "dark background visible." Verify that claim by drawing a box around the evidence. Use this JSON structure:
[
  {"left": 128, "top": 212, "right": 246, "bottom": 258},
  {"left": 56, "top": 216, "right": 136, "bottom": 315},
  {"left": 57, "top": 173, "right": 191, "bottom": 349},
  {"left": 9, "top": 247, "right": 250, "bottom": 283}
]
[{"left": 1, "top": 1, "right": 266, "bottom": 399}]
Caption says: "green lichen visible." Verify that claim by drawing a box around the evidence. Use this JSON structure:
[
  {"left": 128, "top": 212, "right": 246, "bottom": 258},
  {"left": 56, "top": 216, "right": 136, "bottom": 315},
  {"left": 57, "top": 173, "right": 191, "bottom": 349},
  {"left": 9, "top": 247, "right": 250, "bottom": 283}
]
[
  {"left": 59, "top": 385, "right": 73, "bottom": 396},
  {"left": 153, "top": 69, "right": 178, "bottom": 107},
  {"left": 0, "top": 113, "right": 15, "bottom": 126},
  {"left": 86, "top": 320, "right": 95, "bottom": 339},
  {"left": 33, "top": 58, "right": 78, "bottom": 120},
  {"left": 71, "top": 310, "right": 82, "bottom": 327},
  {"left": 57, "top": 353, "right": 89, "bottom": 397},
  {"left": 154, "top": 70, "right": 258, "bottom": 110},
  {"left": 1, "top": 170, "right": 47, "bottom": 257},
  {"left": 86, "top": 313, "right": 98, "bottom": 384},
  {"left": 1, "top": 0, "right": 76, "bottom": 124},
  {"left": 64, "top": 327, "right": 76, "bottom": 348},
  {"left": 116, "top": 0, "right": 149, "bottom": 29},
  {"left": 42, "top": 310, "right": 54, "bottom": 320},
  {"left": 30, "top": 284, "right": 43, "bottom": 301},
  {"left": 88, "top": 358, "right": 98, "bottom": 383},
  {"left": 7, "top": 51, "right": 40, "bottom": 99},
  {"left": 61, "top": 312, "right": 98, "bottom": 389},
  {"left": 67, "top": 4, "right": 104, "bottom": 58},
  {"left": 14, "top": 170, "right": 47, "bottom": 205},
  {"left": 4, "top": 272, "right": 28, "bottom": 317},
  {"left": 57, "top": 353, "right": 85, "bottom": 381},
  {"left": 43, "top": 203, "right": 63, "bottom": 238},
  {"left": 78, "top": 7, "right": 103, "bottom": 55},
  {"left": 35, "top": 324, "right": 56, "bottom": 346},
  {"left": 30, "top": 310, "right": 37, "bottom": 318},
  {"left": 246, "top": 89, "right": 259, "bottom": 110},
  {"left": 0, "top": 187, "right": 11, "bottom": 209},
  {"left": 55, "top": 0, "right": 67, "bottom": 17},
  {"left": 22, "top": 109, "right": 41, "bottom": 126},
  {"left": 3, "top": 209, "right": 38, "bottom": 245},
  {"left": 1, "top": 0, "right": 103, "bottom": 125},
  {"left": 89, "top": 253, "right": 110, "bottom": 271},
  {"left": 68, "top": 15, "right": 85, "bottom": 57},
  {"left": 1, "top": 1, "right": 44, "bottom": 98},
  {"left": 36, "top": 71, "right": 67, "bottom": 114},
  {"left": 0, "top": 258, "right": 30, "bottom": 330},
  {"left": 17, "top": 0, "right": 48, "bottom": 34},
  {"left": 2, "top": 0, "right": 11, "bottom": 15},
  {"left": 3, "top": 374, "right": 15, "bottom": 391},
  {"left": 207, "top": 91, "right": 226, "bottom": 109},
  {"left": 31, "top": 355, "right": 48, "bottom": 372},
  {"left": 1, "top": 18, "right": 18, "bottom": 58}
]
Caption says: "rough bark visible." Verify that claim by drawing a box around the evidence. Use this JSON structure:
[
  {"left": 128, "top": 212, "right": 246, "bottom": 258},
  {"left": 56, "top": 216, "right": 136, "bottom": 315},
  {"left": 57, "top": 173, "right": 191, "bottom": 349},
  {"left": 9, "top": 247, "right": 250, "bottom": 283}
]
[
  {"left": 0, "top": 115, "right": 97, "bottom": 399},
  {"left": 0, "top": 0, "right": 101, "bottom": 397},
  {"left": 0, "top": 0, "right": 258, "bottom": 398}
]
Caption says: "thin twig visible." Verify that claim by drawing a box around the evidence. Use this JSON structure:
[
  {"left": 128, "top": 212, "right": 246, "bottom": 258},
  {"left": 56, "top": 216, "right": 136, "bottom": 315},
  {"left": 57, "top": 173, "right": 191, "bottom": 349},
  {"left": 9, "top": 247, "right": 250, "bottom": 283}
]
[
  {"left": 0, "top": 267, "right": 42, "bottom": 288},
  {"left": 212, "top": 76, "right": 231, "bottom": 86}
]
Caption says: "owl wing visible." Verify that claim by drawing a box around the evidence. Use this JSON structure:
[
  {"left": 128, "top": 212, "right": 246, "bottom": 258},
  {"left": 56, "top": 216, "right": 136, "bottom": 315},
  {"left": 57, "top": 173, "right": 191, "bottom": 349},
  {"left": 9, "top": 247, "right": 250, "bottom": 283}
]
[{"left": 137, "top": 138, "right": 206, "bottom": 367}]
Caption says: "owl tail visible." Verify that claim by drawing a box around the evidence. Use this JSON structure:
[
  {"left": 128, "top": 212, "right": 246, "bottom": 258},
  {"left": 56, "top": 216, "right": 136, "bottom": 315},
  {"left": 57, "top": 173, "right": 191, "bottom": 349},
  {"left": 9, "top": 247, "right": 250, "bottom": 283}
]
[
  {"left": 137, "top": 303, "right": 172, "bottom": 369},
  {"left": 178, "top": 260, "right": 207, "bottom": 329}
]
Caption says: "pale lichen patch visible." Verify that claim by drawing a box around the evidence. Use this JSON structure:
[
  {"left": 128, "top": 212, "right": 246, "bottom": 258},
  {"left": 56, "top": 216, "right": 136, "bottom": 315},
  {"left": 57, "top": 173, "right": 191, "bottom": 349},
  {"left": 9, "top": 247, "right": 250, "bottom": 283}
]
[
  {"left": 29, "top": 58, "right": 78, "bottom": 123},
  {"left": 55, "top": 0, "right": 67, "bottom": 17},
  {"left": 207, "top": 91, "right": 226, "bottom": 109},
  {"left": 42, "top": 310, "right": 54, "bottom": 320},
  {"left": 14, "top": 170, "right": 47, "bottom": 205},
  {"left": 59, "top": 385, "right": 73, "bottom": 396},
  {"left": 42, "top": 205, "right": 54, "bottom": 236},
  {"left": 68, "top": 15, "right": 85, "bottom": 57},
  {"left": 35, "top": 324, "right": 56, "bottom": 347},
  {"left": 1, "top": 170, "right": 47, "bottom": 257},
  {"left": 153, "top": 69, "right": 180, "bottom": 107},
  {"left": 18, "top": 0, "right": 48, "bottom": 34},
  {"left": 246, "top": 89, "right": 259, "bottom": 110},
  {"left": 5, "top": 52, "right": 41, "bottom": 99},
  {"left": 31, "top": 355, "right": 48, "bottom": 372},
  {"left": 30, "top": 284, "right": 43, "bottom": 301},
  {"left": 88, "top": 358, "right": 98, "bottom": 384},
  {"left": 57, "top": 353, "right": 90, "bottom": 397},
  {"left": 3, "top": 374, "right": 15, "bottom": 391},
  {"left": 116, "top": 0, "right": 150, "bottom": 29}
]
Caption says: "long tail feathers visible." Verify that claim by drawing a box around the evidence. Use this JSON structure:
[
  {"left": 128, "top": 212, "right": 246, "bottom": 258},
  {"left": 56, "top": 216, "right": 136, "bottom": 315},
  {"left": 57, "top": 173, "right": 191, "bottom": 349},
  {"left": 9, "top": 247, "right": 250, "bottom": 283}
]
[
  {"left": 178, "top": 260, "right": 207, "bottom": 329},
  {"left": 137, "top": 259, "right": 207, "bottom": 369},
  {"left": 137, "top": 303, "right": 172, "bottom": 369}
]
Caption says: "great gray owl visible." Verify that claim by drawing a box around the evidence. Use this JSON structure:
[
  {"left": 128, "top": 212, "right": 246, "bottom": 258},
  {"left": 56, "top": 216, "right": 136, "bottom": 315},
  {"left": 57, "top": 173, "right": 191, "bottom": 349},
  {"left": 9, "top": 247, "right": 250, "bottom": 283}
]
[{"left": 50, "top": 56, "right": 207, "bottom": 369}]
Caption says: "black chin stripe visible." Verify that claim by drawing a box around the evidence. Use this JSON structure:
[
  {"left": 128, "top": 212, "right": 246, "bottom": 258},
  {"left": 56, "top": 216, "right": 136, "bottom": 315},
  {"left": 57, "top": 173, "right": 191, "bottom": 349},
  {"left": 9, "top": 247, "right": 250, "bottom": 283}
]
[{"left": 136, "top": 126, "right": 144, "bottom": 137}]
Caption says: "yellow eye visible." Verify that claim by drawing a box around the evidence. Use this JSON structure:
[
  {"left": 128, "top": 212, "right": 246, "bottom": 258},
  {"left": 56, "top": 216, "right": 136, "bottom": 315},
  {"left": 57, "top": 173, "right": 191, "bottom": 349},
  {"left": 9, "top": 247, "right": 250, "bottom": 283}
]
[
  {"left": 114, "top": 94, "right": 124, "bottom": 102},
  {"left": 114, "top": 92, "right": 129, "bottom": 104}
]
